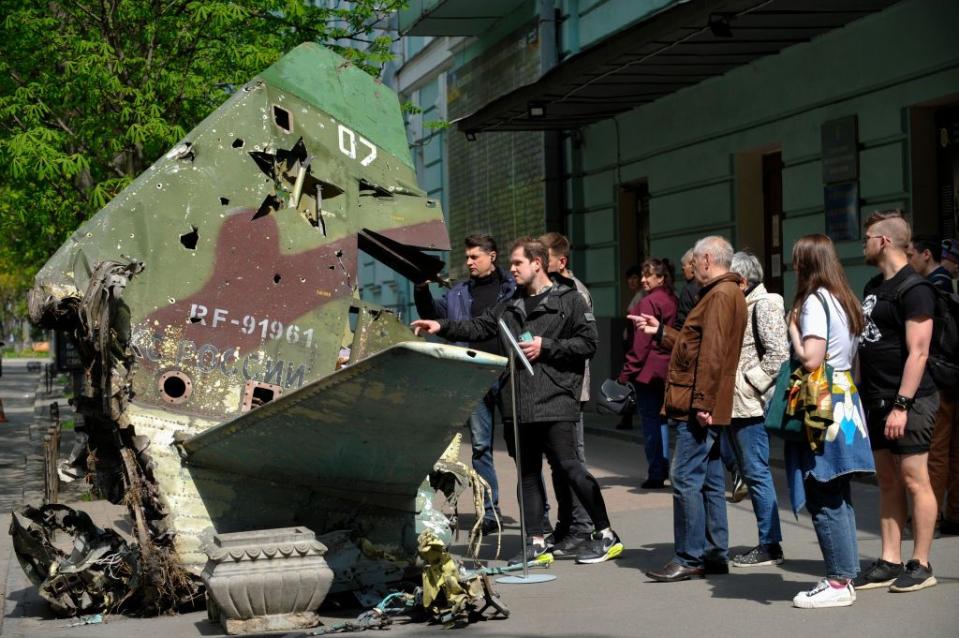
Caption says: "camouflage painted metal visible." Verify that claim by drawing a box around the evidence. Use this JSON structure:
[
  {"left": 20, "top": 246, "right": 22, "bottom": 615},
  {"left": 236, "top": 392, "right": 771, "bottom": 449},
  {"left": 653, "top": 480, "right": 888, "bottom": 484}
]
[{"left": 23, "top": 44, "right": 506, "bottom": 614}]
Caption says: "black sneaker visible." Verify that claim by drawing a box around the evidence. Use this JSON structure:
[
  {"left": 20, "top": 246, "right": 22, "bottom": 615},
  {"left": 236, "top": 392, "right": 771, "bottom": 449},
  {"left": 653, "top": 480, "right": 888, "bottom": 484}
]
[
  {"left": 731, "top": 544, "right": 784, "bottom": 568},
  {"left": 641, "top": 478, "right": 666, "bottom": 489},
  {"left": 889, "top": 559, "right": 937, "bottom": 592},
  {"left": 480, "top": 518, "right": 501, "bottom": 535},
  {"left": 574, "top": 530, "right": 624, "bottom": 564},
  {"left": 704, "top": 560, "right": 729, "bottom": 575},
  {"left": 507, "top": 540, "right": 551, "bottom": 566},
  {"left": 852, "top": 558, "right": 904, "bottom": 590},
  {"left": 550, "top": 533, "right": 589, "bottom": 558}
]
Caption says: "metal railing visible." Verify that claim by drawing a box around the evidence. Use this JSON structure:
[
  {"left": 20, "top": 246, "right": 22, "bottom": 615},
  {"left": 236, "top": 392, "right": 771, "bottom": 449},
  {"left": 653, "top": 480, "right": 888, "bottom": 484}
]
[{"left": 43, "top": 402, "right": 62, "bottom": 505}]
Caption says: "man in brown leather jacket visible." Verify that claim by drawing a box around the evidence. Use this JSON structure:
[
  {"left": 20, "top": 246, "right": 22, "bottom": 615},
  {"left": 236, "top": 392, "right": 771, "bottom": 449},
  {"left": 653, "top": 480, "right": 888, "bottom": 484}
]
[{"left": 630, "top": 235, "right": 747, "bottom": 582}]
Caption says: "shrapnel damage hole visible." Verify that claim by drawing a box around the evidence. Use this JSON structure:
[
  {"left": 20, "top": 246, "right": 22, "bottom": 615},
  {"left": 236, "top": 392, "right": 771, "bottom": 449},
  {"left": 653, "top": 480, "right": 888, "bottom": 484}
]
[
  {"left": 273, "top": 105, "right": 291, "bottom": 132},
  {"left": 179, "top": 226, "right": 199, "bottom": 250},
  {"left": 232, "top": 138, "right": 244, "bottom": 148}
]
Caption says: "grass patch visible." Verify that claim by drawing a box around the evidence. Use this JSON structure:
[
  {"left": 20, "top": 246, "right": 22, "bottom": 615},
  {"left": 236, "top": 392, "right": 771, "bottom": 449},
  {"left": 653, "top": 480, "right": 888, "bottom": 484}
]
[{"left": 2, "top": 349, "right": 52, "bottom": 359}]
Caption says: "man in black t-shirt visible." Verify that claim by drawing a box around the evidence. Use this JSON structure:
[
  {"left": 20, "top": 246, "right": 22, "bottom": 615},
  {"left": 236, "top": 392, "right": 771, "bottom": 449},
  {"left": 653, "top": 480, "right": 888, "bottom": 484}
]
[
  {"left": 856, "top": 210, "right": 939, "bottom": 593},
  {"left": 909, "top": 236, "right": 959, "bottom": 535}
]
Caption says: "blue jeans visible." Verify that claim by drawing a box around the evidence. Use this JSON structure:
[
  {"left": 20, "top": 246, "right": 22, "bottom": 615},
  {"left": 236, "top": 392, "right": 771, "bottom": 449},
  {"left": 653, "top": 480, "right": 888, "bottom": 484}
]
[
  {"left": 671, "top": 420, "right": 728, "bottom": 567},
  {"left": 805, "top": 475, "right": 860, "bottom": 580},
  {"left": 720, "top": 431, "right": 738, "bottom": 474},
  {"left": 724, "top": 418, "right": 782, "bottom": 545},
  {"left": 636, "top": 382, "right": 669, "bottom": 481},
  {"left": 469, "top": 391, "right": 500, "bottom": 522}
]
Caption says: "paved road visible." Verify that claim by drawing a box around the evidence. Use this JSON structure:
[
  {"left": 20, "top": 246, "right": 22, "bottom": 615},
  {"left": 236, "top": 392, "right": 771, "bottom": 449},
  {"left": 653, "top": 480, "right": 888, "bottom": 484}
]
[{"left": 2, "top": 364, "right": 957, "bottom": 637}]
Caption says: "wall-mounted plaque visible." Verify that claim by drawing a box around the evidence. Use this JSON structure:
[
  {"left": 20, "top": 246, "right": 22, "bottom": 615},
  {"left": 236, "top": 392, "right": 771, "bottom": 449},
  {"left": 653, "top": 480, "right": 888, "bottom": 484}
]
[
  {"left": 824, "top": 181, "right": 860, "bottom": 242},
  {"left": 822, "top": 115, "right": 859, "bottom": 184}
]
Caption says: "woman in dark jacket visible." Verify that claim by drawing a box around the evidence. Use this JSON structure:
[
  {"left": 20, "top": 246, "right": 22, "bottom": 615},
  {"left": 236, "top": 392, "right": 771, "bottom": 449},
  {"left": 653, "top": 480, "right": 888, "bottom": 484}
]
[{"left": 618, "top": 258, "right": 678, "bottom": 488}]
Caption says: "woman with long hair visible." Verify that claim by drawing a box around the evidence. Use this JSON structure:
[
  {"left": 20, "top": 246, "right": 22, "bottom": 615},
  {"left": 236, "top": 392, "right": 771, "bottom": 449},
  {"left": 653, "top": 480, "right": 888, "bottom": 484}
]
[
  {"left": 618, "top": 257, "right": 678, "bottom": 489},
  {"left": 786, "top": 234, "right": 875, "bottom": 608}
]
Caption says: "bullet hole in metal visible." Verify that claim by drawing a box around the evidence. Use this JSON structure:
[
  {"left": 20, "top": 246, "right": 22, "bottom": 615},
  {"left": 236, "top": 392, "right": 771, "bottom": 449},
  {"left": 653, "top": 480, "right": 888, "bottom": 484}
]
[
  {"left": 189, "top": 316, "right": 202, "bottom": 323},
  {"left": 465, "top": 350, "right": 477, "bottom": 358},
  {"left": 328, "top": 265, "right": 336, "bottom": 270},
  {"left": 179, "top": 226, "right": 199, "bottom": 250},
  {"left": 156, "top": 183, "right": 163, "bottom": 189},
  {"left": 219, "top": 197, "right": 229, "bottom": 206},
  {"left": 232, "top": 138, "right": 244, "bottom": 149},
  {"left": 272, "top": 105, "right": 292, "bottom": 133},
  {"left": 273, "top": 273, "right": 281, "bottom": 284},
  {"left": 334, "top": 250, "right": 343, "bottom": 257}
]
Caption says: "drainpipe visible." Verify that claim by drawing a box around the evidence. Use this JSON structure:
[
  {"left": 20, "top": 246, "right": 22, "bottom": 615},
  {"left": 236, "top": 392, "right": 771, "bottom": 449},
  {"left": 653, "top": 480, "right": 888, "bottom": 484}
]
[{"left": 540, "top": 0, "right": 564, "bottom": 234}]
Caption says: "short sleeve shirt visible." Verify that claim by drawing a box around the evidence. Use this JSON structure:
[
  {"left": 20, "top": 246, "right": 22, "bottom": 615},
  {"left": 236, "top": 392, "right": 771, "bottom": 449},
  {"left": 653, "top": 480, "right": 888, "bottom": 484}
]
[
  {"left": 859, "top": 265, "right": 937, "bottom": 399},
  {"left": 799, "top": 289, "right": 857, "bottom": 371}
]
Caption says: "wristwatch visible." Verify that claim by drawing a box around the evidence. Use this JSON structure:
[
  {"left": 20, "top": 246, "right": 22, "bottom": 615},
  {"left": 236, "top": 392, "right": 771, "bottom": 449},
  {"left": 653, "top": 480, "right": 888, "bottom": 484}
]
[{"left": 892, "top": 394, "right": 915, "bottom": 411}]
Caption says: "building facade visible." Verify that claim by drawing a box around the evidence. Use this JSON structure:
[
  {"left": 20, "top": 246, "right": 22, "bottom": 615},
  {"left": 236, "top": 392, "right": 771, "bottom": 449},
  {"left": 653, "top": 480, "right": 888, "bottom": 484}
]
[{"left": 400, "top": 0, "right": 959, "bottom": 393}]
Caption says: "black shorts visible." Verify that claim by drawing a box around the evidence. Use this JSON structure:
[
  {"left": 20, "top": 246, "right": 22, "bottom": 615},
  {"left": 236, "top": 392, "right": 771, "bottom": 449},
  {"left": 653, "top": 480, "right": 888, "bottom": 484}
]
[{"left": 865, "top": 394, "right": 939, "bottom": 455}]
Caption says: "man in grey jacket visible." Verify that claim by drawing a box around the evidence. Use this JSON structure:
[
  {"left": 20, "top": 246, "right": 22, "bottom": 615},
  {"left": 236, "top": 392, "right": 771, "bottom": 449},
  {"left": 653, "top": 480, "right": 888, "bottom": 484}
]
[{"left": 412, "top": 237, "right": 622, "bottom": 565}]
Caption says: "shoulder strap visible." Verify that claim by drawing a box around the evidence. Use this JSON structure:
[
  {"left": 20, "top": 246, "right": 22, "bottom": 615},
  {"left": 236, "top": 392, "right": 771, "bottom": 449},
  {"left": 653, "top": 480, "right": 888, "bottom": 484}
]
[
  {"left": 752, "top": 300, "right": 765, "bottom": 360},
  {"left": 897, "top": 272, "right": 932, "bottom": 298}
]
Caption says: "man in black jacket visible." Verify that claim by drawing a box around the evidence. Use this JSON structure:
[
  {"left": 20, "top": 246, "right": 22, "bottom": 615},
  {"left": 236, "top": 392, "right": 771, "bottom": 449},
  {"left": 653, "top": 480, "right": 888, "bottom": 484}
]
[{"left": 412, "top": 237, "right": 622, "bottom": 564}]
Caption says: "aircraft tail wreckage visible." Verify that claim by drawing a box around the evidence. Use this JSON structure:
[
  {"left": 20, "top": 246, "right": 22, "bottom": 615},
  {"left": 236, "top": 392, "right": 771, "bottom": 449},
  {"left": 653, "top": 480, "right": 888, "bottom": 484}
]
[{"left": 17, "top": 43, "right": 509, "bottom": 625}]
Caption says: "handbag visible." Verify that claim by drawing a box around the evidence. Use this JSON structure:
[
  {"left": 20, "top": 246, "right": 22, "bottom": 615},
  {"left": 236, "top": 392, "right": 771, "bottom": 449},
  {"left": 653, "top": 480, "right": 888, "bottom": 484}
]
[
  {"left": 596, "top": 378, "right": 636, "bottom": 416},
  {"left": 765, "top": 292, "right": 834, "bottom": 446}
]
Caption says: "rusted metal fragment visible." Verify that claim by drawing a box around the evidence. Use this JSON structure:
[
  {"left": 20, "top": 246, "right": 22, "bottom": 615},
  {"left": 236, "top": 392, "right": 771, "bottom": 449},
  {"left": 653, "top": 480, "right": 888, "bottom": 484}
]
[{"left": 9, "top": 504, "right": 139, "bottom": 616}]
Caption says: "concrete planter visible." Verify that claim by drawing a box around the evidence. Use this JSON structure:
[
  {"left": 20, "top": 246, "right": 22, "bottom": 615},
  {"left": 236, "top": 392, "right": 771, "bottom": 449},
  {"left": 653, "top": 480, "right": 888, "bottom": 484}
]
[{"left": 201, "top": 527, "right": 333, "bottom": 635}]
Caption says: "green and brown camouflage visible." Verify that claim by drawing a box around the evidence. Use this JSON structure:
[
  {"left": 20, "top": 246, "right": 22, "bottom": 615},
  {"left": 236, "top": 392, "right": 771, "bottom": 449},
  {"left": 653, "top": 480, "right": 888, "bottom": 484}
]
[{"left": 22, "top": 44, "right": 505, "bottom": 614}]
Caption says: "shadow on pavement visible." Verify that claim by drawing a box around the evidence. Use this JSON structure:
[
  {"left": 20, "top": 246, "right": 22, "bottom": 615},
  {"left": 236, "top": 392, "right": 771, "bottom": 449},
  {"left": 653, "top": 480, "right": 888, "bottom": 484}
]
[
  {"left": 191, "top": 618, "right": 224, "bottom": 636},
  {"left": 5, "top": 586, "right": 58, "bottom": 620},
  {"left": 609, "top": 543, "right": 675, "bottom": 575},
  {"left": 705, "top": 571, "right": 803, "bottom": 605},
  {"left": 595, "top": 474, "right": 673, "bottom": 495}
]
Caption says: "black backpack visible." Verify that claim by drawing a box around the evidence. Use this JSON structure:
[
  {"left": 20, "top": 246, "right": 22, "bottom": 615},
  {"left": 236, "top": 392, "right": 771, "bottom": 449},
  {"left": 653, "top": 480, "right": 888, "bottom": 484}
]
[{"left": 889, "top": 274, "right": 959, "bottom": 392}]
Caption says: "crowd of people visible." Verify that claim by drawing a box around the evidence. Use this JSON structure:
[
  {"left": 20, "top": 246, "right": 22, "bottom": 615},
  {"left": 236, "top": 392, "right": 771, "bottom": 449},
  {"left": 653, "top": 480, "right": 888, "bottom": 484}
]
[{"left": 408, "top": 214, "right": 959, "bottom": 610}]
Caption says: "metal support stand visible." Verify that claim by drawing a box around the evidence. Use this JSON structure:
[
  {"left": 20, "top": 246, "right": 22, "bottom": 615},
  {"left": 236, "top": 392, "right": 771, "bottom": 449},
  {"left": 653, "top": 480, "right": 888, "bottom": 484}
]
[{"left": 494, "top": 319, "right": 556, "bottom": 585}]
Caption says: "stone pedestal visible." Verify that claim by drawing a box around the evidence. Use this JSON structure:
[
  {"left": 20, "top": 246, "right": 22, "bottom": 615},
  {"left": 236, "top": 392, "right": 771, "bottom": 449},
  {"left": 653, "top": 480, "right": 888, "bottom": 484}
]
[{"left": 201, "top": 527, "right": 333, "bottom": 635}]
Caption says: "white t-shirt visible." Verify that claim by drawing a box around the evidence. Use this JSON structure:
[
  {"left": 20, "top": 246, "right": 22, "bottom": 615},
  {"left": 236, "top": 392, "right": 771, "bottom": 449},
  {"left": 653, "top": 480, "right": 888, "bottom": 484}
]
[{"left": 799, "top": 288, "right": 858, "bottom": 371}]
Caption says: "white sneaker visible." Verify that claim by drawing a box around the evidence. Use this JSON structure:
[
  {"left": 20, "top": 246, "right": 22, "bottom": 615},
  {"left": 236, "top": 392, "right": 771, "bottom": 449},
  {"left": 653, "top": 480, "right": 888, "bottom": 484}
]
[{"left": 792, "top": 579, "right": 855, "bottom": 608}]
